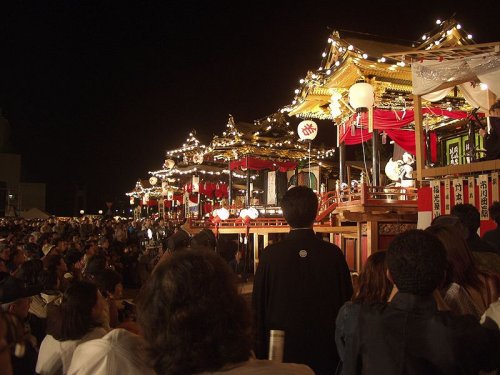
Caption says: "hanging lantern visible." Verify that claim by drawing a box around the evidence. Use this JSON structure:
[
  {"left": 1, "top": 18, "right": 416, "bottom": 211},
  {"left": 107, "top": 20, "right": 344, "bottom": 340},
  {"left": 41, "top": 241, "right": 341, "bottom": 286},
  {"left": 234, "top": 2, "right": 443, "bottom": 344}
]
[
  {"left": 297, "top": 120, "right": 318, "bottom": 140},
  {"left": 164, "top": 159, "right": 175, "bottom": 169},
  {"left": 218, "top": 207, "right": 230, "bottom": 221},
  {"left": 149, "top": 176, "right": 158, "bottom": 185},
  {"left": 247, "top": 207, "right": 259, "bottom": 220},
  {"left": 348, "top": 82, "right": 374, "bottom": 111}
]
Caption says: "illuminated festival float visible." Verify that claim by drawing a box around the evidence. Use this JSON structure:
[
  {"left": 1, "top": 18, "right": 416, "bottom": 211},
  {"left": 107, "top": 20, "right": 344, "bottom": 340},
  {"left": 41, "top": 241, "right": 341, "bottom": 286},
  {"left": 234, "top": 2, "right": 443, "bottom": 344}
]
[{"left": 128, "top": 18, "right": 500, "bottom": 273}]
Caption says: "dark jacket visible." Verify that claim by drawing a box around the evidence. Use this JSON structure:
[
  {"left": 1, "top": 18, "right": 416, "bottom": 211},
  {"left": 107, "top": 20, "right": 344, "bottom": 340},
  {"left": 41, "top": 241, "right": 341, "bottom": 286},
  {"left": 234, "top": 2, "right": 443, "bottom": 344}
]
[
  {"left": 481, "top": 226, "right": 500, "bottom": 256},
  {"left": 341, "top": 293, "right": 499, "bottom": 375},
  {"left": 252, "top": 229, "right": 353, "bottom": 375}
]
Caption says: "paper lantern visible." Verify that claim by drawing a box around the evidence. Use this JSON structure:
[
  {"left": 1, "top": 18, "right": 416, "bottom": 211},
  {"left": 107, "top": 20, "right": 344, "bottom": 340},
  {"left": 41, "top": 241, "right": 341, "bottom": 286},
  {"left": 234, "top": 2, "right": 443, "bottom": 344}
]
[
  {"left": 348, "top": 82, "right": 374, "bottom": 110},
  {"left": 239, "top": 209, "right": 249, "bottom": 219},
  {"left": 218, "top": 207, "right": 230, "bottom": 221},
  {"left": 149, "top": 176, "right": 158, "bottom": 185},
  {"left": 247, "top": 207, "right": 259, "bottom": 220},
  {"left": 297, "top": 120, "right": 318, "bottom": 140},
  {"left": 164, "top": 159, "right": 175, "bottom": 169}
]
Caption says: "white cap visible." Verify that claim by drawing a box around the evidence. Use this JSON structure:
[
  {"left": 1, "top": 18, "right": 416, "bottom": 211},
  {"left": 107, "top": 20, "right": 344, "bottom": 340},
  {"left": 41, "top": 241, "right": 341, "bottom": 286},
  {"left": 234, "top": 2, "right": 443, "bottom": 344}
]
[{"left": 67, "top": 329, "right": 155, "bottom": 375}]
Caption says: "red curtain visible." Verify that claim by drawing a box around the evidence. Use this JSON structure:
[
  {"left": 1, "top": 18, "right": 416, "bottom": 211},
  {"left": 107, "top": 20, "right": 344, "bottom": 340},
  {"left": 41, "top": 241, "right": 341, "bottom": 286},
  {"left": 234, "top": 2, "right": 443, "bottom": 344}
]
[
  {"left": 339, "top": 108, "right": 476, "bottom": 154},
  {"left": 230, "top": 158, "right": 297, "bottom": 172}
]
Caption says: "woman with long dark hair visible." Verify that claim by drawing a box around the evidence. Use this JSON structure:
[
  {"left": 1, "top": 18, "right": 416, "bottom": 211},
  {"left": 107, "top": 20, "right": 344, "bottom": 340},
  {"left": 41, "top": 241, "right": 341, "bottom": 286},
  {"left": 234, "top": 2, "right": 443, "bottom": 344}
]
[
  {"left": 36, "top": 281, "right": 107, "bottom": 374},
  {"left": 335, "top": 251, "right": 393, "bottom": 368},
  {"left": 426, "top": 224, "right": 500, "bottom": 319}
]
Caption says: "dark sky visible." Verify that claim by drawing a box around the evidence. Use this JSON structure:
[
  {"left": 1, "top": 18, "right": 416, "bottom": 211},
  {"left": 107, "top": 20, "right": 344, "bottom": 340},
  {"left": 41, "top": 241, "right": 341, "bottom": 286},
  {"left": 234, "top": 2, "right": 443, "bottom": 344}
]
[{"left": 1, "top": 1, "right": 499, "bottom": 215}]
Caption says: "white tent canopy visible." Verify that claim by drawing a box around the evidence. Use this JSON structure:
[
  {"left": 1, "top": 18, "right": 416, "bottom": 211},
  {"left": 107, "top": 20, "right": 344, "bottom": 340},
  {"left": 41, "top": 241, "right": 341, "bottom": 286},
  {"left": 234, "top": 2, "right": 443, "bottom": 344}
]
[
  {"left": 19, "top": 207, "right": 50, "bottom": 219},
  {"left": 412, "top": 53, "right": 500, "bottom": 111}
]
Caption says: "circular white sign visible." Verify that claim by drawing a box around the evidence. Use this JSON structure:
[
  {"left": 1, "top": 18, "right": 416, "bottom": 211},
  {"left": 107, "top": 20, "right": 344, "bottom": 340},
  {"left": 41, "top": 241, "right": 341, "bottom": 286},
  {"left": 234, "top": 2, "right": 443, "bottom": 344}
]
[{"left": 297, "top": 120, "right": 318, "bottom": 140}]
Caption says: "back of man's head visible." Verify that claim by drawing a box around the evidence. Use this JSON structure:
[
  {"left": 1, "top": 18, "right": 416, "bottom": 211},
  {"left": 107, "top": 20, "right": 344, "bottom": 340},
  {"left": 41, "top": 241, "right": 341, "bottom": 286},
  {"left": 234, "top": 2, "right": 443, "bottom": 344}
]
[
  {"left": 489, "top": 201, "right": 500, "bottom": 225},
  {"left": 387, "top": 229, "right": 446, "bottom": 296},
  {"left": 450, "top": 203, "right": 480, "bottom": 237},
  {"left": 281, "top": 186, "right": 318, "bottom": 228}
]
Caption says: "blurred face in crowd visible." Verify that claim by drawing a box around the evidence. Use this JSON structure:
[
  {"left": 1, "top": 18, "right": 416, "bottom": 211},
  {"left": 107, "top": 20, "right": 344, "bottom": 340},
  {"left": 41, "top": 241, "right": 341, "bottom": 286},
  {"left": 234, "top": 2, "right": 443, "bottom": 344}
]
[
  {"left": 112, "top": 282, "right": 124, "bottom": 299},
  {"left": 8, "top": 298, "right": 31, "bottom": 320},
  {"left": 0, "top": 248, "right": 10, "bottom": 261}
]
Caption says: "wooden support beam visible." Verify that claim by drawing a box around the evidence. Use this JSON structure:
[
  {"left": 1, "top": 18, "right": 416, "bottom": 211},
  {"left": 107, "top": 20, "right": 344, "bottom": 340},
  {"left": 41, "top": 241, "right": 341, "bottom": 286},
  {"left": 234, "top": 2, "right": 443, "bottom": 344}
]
[
  {"left": 366, "top": 221, "right": 378, "bottom": 258},
  {"left": 413, "top": 94, "right": 425, "bottom": 182},
  {"left": 356, "top": 222, "right": 362, "bottom": 273},
  {"left": 253, "top": 232, "right": 259, "bottom": 274}
]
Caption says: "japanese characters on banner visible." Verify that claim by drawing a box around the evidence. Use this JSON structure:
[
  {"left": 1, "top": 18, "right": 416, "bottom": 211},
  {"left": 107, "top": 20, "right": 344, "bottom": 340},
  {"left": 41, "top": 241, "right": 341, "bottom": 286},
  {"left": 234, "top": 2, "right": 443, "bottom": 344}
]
[
  {"left": 453, "top": 178, "right": 463, "bottom": 205},
  {"left": 444, "top": 179, "right": 451, "bottom": 214},
  {"left": 492, "top": 172, "right": 499, "bottom": 203},
  {"left": 267, "top": 171, "right": 276, "bottom": 205},
  {"left": 478, "top": 174, "right": 489, "bottom": 220},
  {"left": 468, "top": 177, "right": 475, "bottom": 205},
  {"left": 431, "top": 180, "right": 441, "bottom": 219}
]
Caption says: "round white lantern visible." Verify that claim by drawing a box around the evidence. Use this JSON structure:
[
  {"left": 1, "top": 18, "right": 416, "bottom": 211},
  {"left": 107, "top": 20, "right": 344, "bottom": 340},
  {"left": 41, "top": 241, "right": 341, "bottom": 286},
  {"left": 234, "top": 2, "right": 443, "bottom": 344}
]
[
  {"left": 247, "top": 207, "right": 259, "bottom": 220},
  {"left": 297, "top": 120, "right": 318, "bottom": 140},
  {"left": 239, "top": 208, "right": 249, "bottom": 219},
  {"left": 348, "top": 82, "right": 374, "bottom": 110},
  {"left": 164, "top": 159, "right": 175, "bottom": 169},
  {"left": 218, "top": 207, "right": 230, "bottom": 221},
  {"left": 149, "top": 176, "right": 158, "bottom": 185}
]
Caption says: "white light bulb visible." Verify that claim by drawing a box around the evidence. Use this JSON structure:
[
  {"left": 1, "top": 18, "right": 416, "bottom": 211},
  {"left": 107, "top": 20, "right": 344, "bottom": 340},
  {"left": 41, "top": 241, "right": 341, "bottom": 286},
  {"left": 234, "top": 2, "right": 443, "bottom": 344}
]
[
  {"left": 322, "top": 52, "right": 327, "bottom": 57},
  {"left": 467, "top": 34, "right": 473, "bottom": 39},
  {"left": 422, "top": 35, "right": 427, "bottom": 40},
  {"left": 335, "top": 61, "right": 340, "bottom": 66},
  {"left": 326, "top": 69, "right": 331, "bottom": 75},
  {"left": 380, "top": 57, "right": 386, "bottom": 62},
  {"left": 436, "top": 19, "right": 441, "bottom": 24},
  {"left": 457, "top": 24, "right": 462, "bottom": 29},
  {"left": 480, "top": 83, "right": 488, "bottom": 90},
  {"left": 294, "top": 89, "right": 300, "bottom": 94},
  {"left": 348, "top": 45, "right": 353, "bottom": 50},
  {"left": 362, "top": 53, "right": 368, "bottom": 59},
  {"left": 299, "top": 78, "right": 304, "bottom": 83}
]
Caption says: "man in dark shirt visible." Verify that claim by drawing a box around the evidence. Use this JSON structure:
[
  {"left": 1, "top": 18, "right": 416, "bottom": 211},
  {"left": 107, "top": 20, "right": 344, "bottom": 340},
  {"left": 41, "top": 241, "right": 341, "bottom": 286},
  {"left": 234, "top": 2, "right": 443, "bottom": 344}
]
[
  {"left": 341, "top": 230, "right": 499, "bottom": 375},
  {"left": 483, "top": 201, "right": 500, "bottom": 255},
  {"left": 479, "top": 100, "right": 500, "bottom": 160},
  {"left": 252, "top": 186, "right": 353, "bottom": 375}
]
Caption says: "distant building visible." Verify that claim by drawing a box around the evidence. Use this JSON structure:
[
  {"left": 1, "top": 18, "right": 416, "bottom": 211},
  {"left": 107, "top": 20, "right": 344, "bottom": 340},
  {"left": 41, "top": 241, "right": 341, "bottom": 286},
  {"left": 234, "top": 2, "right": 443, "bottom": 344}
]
[{"left": 0, "top": 153, "right": 46, "bottom": 216}]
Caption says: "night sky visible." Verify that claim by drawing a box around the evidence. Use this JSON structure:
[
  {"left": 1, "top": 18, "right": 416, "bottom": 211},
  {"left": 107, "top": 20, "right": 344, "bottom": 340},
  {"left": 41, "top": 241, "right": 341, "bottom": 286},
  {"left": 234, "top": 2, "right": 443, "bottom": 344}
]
[{"left": 1, "top": 1, "right": 499, "bottom": 215}]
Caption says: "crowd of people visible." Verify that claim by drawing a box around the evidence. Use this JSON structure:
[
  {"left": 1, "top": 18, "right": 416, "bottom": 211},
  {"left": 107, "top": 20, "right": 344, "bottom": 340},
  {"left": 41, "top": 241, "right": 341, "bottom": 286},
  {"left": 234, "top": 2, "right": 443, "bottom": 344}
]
[{"left": 0, "top": 186, "right": 499, "bottom": 374}]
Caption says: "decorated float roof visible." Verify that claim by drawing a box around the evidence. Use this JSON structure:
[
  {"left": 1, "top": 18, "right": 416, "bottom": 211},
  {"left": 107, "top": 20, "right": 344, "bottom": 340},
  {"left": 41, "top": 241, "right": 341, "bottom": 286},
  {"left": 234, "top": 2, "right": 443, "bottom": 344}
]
[
  {"left": 205, "top": 114, "right": 335, "bottom": 162},
  {"left": 283, "top": 18, "right": 479, "bottom": 122}
]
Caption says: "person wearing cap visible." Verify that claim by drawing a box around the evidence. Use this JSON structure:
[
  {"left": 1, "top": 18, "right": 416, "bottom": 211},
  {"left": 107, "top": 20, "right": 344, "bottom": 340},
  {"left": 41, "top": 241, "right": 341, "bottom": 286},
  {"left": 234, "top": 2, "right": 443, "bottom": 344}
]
[
  {"left": 339, "top": 230, "right": 499, "bottom": 375},
  {"left": 0, "top": 273, "right": 41, "bottom": 374}
]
